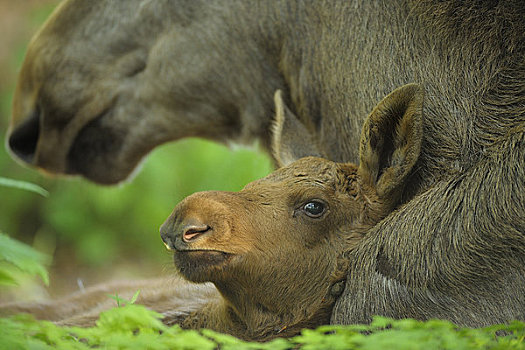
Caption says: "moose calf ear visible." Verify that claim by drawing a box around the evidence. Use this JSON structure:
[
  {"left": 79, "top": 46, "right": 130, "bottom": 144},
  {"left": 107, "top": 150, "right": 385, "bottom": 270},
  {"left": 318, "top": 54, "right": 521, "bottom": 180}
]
[
  {"left": 358, "top": 83, "right": 424, "bottom": 201},
  {"left": 271, "top": 90, "right": 322, "bottom": 167}
]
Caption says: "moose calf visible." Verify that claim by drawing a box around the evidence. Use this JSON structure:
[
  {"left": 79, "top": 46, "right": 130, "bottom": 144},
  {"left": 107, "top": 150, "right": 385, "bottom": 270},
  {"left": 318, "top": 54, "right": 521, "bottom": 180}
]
[
  {"left": 2, "top": 84, "right": 423, "bottom": 341},
  {"left": 159, "top": 84, "right": 423, "bottom": 340}
]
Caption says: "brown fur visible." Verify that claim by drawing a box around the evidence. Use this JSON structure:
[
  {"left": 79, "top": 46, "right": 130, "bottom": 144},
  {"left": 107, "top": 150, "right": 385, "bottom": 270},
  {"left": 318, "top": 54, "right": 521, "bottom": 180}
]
[
  {"left": 160, "top": 159, "right": 366, "bottom": 340},
  {"left": 6, "top": 1, "right": 525, "bottom": 326}
]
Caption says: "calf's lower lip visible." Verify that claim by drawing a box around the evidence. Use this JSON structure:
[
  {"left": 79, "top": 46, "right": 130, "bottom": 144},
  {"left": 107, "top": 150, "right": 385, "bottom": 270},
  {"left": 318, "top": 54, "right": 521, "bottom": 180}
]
[
  {"left": 175, "top": 250, "right": 233, "bottom": 265},
  {"left": 173, "top": 250, "right": 234, "bottom": 280}
]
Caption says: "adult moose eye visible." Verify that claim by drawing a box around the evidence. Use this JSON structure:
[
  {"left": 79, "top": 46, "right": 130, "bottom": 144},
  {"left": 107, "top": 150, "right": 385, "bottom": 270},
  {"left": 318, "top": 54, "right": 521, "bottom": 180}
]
[{"left": 302, "top": 201, "right": 326, "bottom": 218}]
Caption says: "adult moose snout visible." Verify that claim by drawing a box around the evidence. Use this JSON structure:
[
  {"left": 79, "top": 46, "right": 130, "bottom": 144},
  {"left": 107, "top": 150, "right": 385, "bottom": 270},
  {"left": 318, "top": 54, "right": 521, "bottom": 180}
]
[{"left": 7, "top": 105, "right": 69, "bottom": 175}]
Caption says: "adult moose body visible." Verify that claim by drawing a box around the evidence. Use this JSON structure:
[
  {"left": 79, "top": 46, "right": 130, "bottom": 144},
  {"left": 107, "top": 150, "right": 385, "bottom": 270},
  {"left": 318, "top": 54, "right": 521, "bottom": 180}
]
[{"left": 7, "top": 1, "right": 525, "bottom": 327}]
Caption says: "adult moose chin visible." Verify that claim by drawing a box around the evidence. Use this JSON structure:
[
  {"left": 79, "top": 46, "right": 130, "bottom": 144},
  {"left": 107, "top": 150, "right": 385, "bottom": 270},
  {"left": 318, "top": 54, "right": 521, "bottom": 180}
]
[{"left": 6, "top": 1, "right": 525, "bottom": 327}]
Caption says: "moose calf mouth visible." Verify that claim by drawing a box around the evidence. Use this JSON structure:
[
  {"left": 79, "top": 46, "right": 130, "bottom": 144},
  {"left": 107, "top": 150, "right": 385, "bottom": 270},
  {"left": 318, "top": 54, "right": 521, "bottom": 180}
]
[{"left": 174, "top": 250, "right": 234, "bottom": 282}]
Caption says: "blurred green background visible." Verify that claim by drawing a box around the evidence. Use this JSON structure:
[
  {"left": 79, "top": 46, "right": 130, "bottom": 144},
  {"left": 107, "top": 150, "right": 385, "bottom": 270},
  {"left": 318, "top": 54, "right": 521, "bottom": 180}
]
[{"left": 0, "top": 1, "right": 272, "bottom": 300}]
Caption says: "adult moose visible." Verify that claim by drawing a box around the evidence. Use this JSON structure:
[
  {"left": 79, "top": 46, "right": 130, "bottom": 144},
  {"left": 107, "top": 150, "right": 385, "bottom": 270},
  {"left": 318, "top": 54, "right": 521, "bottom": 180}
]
[{"left": 6, "top": 1, "right": 525, "bottom": 326}]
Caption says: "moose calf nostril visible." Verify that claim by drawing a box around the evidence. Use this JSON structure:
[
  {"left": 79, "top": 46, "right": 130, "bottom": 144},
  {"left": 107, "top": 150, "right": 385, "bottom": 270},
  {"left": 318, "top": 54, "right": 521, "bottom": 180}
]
[
  {"left": 183, "top": 224, "right": 210, "bottom": 242},
  {"left": 8, "top": 109, "right": 40, "bottom": 164}
]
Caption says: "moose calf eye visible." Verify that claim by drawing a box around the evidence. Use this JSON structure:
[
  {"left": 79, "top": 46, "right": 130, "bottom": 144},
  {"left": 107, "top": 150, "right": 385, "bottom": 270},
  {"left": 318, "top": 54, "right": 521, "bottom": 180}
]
[{"left": 302, "top": 201, "right": 326, "bottom": 218}]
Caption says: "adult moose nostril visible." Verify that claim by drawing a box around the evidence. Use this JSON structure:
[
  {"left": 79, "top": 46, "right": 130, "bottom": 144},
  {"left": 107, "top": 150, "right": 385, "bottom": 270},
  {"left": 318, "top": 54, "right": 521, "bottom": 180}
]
[
  {"left": 182, "top": 224, "right": 211, "bottom": 242},
  {"left": 8, "top": 108, "right": 40, "bottom": 164}
]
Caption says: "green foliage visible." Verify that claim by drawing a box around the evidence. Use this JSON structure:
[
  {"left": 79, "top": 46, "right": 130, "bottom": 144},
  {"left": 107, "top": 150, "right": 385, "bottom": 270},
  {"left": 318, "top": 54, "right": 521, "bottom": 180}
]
[
  {"left": 0, "top": 232, "right": 50, "bottom": 286},
  {"left": 294, "top": 318, "right": 525, "bottom": 350},
  {"left": 108, "top": 290, "right": 141, "bottom": 307},
  {"left": 0, "top": 174, "right": 50, "bottom": 286},
  {"left": 0, "top": 308, "right": 523, "bottom": 350}
]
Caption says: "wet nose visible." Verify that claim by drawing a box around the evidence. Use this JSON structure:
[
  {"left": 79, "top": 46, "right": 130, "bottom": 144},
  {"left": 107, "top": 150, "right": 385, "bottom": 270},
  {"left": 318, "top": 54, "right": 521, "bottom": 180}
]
[
  {"left": 8, "top": 108, "right": 40, "bottom": 164},
  {"left": 182, "top": 224, "right": 210, "bottom": 242},
  {"left": 160, "top": 218, "right": 211, "bottom": 250}
]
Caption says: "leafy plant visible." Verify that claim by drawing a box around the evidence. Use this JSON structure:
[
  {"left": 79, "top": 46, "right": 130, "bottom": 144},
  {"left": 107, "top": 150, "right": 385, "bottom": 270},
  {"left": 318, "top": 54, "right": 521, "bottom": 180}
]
[
  {"left": 0, "top": 177, "right": 49, "bottom": 197},
  {"left": 0, "top": 177, "right": 50, "bottom": 287},
  {"left": 0, "top": 232, "right": 50, "bottom": 286},
  {"left": 108, "top": 290, "right": 141, "bottom": 307},
  {"left": 0, "top": 307, "right": 523, "bottom": 350}
]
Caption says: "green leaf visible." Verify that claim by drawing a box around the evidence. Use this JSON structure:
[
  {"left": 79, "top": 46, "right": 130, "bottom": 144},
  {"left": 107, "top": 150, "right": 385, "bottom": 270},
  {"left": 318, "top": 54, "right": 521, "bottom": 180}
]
[
  {"left": 0, "top": 177, "right": 49, "bottom": 197},
  {"left": 0, "top": 268, "right": 18, "bottom": 286},
  {"left": 107, "top": 290, "right": 141, "bottom": 307},
  {"left": 129, "top": 290, "right": 141, "bottom": 304},
  {"left": 107, "top": 293, "right": 123, "bottom": 307},
  {"left": 0, "top": 232, "right": 50, "bottom": 285}
]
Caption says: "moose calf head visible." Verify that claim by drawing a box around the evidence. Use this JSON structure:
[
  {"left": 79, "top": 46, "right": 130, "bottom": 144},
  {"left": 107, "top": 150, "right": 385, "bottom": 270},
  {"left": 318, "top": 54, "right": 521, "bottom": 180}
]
[{"left": 159, "top": 84, "right": 424, "bottom": 340}]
